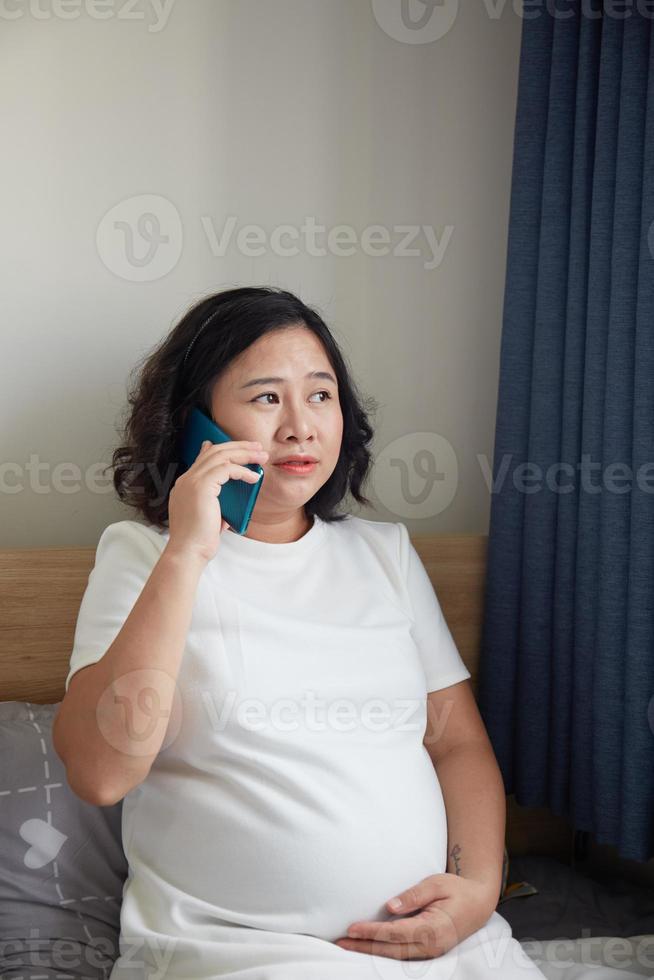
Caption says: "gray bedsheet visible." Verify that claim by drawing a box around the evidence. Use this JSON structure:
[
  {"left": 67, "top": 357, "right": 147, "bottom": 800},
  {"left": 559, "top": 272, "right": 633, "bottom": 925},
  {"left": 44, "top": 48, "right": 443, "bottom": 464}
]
[{"left": 500, "top": 855, "right": 654, "bottom": 940}]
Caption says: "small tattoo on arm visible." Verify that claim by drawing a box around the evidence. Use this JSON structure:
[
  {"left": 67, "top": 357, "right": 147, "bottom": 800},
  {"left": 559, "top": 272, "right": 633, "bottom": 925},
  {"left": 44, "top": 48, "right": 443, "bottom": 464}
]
[{"left": 449, "top": 843, "right": 462, "bottom": 876}]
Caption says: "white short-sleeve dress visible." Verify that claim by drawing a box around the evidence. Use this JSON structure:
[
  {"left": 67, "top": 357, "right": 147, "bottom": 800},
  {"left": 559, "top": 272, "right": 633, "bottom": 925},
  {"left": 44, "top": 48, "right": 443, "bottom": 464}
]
[{"left": 66, "top": 514, "right": 545, "bottom": 980}]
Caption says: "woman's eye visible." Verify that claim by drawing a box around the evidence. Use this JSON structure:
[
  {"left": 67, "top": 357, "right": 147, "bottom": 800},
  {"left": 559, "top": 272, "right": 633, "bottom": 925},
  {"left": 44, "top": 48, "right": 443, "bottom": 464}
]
[{"left": 252, "top": 391, "right": 332, "bottom": 404}]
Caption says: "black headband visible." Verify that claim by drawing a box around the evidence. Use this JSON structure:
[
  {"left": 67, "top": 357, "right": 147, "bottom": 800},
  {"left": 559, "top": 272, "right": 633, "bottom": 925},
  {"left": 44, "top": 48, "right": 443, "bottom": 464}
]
[{"left": 182, "top": 309, "right": 222, "bottom": 369}]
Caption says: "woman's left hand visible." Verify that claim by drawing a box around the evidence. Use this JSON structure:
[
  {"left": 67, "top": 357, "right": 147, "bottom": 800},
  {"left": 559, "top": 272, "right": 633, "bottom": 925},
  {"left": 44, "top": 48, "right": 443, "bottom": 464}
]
[{"left": 333, "top": 873, "right": 498, "bottom": 960}]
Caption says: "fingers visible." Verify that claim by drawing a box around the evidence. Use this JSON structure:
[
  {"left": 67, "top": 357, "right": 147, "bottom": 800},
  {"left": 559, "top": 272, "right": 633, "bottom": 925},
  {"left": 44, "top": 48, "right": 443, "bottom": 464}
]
[
  {"left": 210, "top": 464, "right": 262, "bottom": 489},
  {"left": 334, "top": 907, "right": 455, "bottom": 958},
  {"left": 197, "top": 442, "right": 267, "bottom": 467},
  {"left": 386, "top": 873, "right": 451, "bottom": 914},
  {"left": 200, "top": 440, "right": 262, "bottom": 450},
  {"left": 335, "top": 937, "right": 432, "bottom": 959},
  {"left": 342, "top": 912, "right": 437, "bottom": 946},
  {"left": 193, "top": 442, "right": 267, "bottom": 483}
]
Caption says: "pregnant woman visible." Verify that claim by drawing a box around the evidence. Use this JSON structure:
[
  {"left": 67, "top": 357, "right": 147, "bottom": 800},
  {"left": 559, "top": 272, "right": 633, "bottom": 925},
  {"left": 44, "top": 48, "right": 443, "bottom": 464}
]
[{"left": 53, "top": 286, "right": 546, "bottom": 980}]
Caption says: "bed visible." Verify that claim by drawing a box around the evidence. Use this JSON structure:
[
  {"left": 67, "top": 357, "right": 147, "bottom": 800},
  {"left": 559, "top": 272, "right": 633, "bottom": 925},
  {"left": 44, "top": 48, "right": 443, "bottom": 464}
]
[{"left": 1, "top": 530, "right": 651, "bottom": 979}]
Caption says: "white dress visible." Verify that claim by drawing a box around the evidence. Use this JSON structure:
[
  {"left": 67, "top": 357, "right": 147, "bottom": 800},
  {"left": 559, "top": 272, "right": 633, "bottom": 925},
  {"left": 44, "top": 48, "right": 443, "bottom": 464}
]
[{"left": 66, "top": 514, "right": 546, "bottom": 980}]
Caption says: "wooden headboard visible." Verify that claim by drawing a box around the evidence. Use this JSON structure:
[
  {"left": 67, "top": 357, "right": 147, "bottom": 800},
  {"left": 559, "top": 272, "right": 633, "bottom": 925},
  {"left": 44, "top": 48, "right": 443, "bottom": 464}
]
[
  {"left": 0, "top": 534, "right": 487, "bottom": 705},
  {"left": 0, "top": 532, "right": 572, "bottom": 857}
]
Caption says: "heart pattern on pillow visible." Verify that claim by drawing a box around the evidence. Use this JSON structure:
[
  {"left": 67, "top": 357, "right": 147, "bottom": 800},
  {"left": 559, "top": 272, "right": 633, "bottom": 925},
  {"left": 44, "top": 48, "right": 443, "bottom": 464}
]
[
  {"left": 0, "top": 701, "right": 128, "bottom": 979},
  {"left": 19, "top": 817, "right": 67, "bottom": 869}
]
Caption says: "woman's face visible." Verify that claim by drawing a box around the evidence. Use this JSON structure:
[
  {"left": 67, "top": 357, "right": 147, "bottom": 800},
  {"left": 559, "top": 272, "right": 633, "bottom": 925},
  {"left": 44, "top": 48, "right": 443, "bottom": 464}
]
[{"left": 208, "top": 325, "right": 344, "bottom": 525}]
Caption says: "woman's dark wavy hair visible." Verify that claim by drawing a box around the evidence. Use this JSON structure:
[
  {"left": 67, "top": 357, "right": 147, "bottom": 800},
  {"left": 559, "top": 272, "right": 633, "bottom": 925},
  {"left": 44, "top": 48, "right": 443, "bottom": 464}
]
[{"left": 107, "top": 286, "right": 378, "bottom": 529}]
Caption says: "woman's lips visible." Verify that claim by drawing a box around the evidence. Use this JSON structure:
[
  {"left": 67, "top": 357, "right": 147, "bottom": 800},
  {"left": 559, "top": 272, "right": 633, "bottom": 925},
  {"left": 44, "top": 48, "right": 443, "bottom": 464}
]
[{"left": 273, "top": 461, "right": 317, "bottom": 475}]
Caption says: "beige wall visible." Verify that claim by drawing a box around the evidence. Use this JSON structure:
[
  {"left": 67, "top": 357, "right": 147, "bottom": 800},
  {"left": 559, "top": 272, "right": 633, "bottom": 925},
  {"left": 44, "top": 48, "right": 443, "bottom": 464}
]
[{"left": 1, "top": 0, "right": 523, "bottom": 546}]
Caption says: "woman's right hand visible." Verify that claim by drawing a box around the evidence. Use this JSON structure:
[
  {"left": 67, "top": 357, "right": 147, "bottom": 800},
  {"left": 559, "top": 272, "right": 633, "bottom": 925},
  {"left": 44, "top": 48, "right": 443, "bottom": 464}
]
[{"left": 167, "top": 439, "right": 268, "bottom": 564}]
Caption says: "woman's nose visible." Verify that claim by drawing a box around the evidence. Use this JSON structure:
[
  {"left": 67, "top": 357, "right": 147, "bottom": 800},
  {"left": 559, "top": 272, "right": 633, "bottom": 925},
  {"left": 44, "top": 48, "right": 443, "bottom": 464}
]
[{"left": 279, "top": 405, "right": 317, "bottom": 441}]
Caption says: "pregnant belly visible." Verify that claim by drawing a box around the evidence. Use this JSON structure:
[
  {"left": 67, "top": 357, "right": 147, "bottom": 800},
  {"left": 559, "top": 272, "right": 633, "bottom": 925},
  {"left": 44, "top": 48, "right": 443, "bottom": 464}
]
[{"left": 126, "top": 746, "right": 449, "bottom": 942}]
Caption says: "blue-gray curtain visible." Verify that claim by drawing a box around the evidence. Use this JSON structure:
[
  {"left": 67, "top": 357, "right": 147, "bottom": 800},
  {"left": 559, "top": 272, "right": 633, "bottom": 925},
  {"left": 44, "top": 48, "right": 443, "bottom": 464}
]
[{"left": 477, "top": 1, "right": 654, "bottom": 862}]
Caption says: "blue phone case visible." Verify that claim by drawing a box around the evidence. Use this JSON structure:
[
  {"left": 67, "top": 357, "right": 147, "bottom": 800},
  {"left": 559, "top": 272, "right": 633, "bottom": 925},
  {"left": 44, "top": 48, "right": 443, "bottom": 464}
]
[{"left": 179, "top": 406, "right": 264, "bottom": 535}]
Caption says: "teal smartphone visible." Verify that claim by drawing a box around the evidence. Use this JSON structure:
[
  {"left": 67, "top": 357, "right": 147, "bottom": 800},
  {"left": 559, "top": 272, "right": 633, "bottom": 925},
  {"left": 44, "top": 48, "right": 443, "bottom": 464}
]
[{"left": 179, "top": 406, "right": 264, "bottom": 535}]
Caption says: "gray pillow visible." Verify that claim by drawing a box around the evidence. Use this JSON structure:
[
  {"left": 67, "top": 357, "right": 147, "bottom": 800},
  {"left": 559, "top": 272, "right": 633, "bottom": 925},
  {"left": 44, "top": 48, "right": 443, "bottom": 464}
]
[{"left": 0, "top": 701, "right": 126, "bottom": 979}]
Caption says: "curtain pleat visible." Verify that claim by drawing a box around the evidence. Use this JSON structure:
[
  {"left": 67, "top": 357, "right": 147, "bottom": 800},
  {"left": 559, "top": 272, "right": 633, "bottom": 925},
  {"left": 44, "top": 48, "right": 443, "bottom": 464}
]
[{"left": 478, "top": 1, "right": 654, "bottom": 862}]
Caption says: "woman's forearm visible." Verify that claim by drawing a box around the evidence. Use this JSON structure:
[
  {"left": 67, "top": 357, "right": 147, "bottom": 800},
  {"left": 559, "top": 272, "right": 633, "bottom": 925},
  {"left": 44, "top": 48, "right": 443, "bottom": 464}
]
[{"left": 433, "top": 741, "right": 507, "bottom": 907}]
